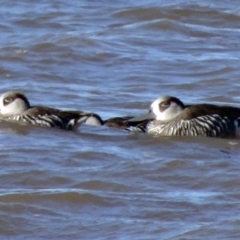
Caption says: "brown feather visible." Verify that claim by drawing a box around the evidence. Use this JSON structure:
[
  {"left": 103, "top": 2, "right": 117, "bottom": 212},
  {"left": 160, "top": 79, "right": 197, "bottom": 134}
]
[{"left": 180, "top": 104, "right": 240, "bottom": 120}]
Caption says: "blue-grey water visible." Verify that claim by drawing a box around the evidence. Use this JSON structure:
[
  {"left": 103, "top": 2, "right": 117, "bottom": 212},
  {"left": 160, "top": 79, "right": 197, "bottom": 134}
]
[{"left": 1, "top": 0, "right": 240, "bottom": 239}]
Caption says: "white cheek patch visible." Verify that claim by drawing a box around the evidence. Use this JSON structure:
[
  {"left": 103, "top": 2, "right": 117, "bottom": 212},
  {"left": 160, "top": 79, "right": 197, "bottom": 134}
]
[
  {"left": 1, "top": 101, "right": 15, "bottom": 115},
  {"left": 151, "top": 101, "right": 160, "bottom": 117},
  {"left": 1, "top": 98, "right": 28, "bottom": 116},
  {"left": 154, "top": 101, "right": 183, "bottom": 121},
  {"left": 0, "top": 97, "right": 4, "bottom": 112}
]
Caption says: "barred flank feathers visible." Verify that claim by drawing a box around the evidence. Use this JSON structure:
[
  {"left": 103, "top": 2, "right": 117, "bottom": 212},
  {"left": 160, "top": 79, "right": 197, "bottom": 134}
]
[
  {"left": 10, "top": 114, "right": 66, "bottom": 128},
  {"left": 146, "top": 114, "right": 236, "bottom": 137}
]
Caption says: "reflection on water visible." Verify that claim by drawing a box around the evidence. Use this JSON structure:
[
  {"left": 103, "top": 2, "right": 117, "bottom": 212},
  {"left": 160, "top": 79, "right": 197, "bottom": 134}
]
[{"left": 0, "top": 0, "right": 240, "bottom": 239}]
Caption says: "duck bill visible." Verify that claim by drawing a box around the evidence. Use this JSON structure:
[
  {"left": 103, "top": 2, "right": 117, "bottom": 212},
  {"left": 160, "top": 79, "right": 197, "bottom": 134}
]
[{"left": 128, "top": 111, "right": 155, "bottom": 122}]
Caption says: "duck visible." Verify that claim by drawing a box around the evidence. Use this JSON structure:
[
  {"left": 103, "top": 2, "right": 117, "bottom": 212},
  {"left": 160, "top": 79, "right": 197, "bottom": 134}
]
[
  {"left": 126, "top": 95, "right": 240, "bottom": 138},
  {"left": 0, "top": 91, "right": 102, "bottom": 130}
]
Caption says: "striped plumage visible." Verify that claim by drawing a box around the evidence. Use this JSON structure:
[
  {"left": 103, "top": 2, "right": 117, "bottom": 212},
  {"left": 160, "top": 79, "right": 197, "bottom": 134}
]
[
  {"left": 0, "top": 91, "right": 102, "bottom": 130},
  {"left": 127, "top": 96, "right": 240, "bottom": 138}
]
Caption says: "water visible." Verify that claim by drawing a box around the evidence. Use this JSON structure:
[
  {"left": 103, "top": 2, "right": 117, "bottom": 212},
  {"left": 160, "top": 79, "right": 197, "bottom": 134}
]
[{"left": 1, "top": 0, "right": 240, "bottom": 239}]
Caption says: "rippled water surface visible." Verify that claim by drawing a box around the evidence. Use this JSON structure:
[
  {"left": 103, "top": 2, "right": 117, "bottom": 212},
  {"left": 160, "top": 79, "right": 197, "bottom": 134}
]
[{"left": 1, "top": 0, "right": 240, "bottom": 239}]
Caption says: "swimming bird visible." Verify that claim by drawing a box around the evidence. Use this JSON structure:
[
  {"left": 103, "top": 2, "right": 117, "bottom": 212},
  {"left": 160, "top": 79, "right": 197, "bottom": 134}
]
[
  {"left": 126, "top": 95, "right": 240, "bottom": 138},
  {"left": 0, "top": 91, "right": 102, "bottom": 130}
]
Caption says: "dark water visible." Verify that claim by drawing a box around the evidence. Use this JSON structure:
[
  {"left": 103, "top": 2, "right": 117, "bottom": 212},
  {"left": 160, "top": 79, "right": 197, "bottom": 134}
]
[{"left": 1, "top": 0, "right": 240, "bottom": 239}]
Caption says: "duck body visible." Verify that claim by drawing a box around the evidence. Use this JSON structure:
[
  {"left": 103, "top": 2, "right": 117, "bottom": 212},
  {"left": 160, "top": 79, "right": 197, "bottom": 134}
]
[
  {"left": 0, "top": 91, "right": 102, "bottom": 130},
  {"left": 127, "top": 96, "right": 240, "bottom": 138}
]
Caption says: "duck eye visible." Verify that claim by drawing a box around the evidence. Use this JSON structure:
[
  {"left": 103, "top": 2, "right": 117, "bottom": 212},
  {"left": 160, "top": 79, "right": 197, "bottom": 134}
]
[
  {"left": 3, "top": 97, "right": 13, "bottom": 105},
  {"left": 160, "top": 101, "right": 170, "bottom": 109}
]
